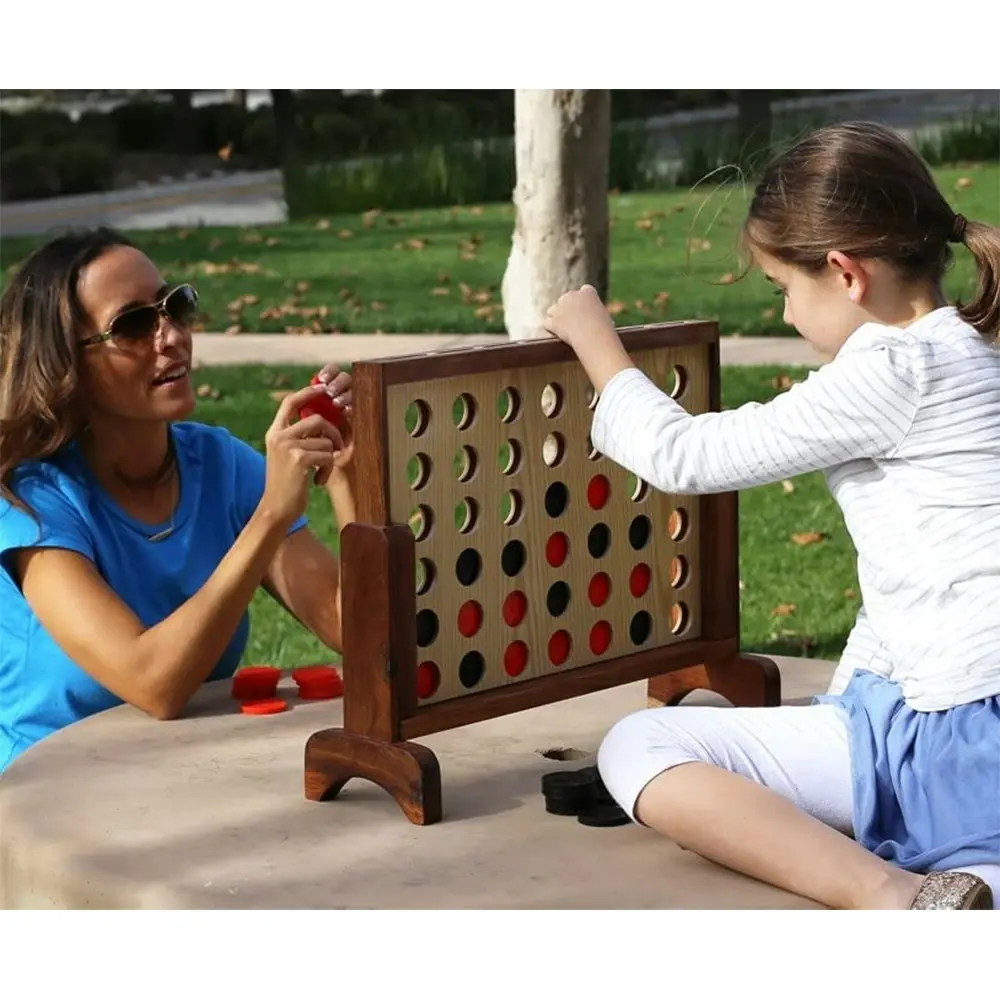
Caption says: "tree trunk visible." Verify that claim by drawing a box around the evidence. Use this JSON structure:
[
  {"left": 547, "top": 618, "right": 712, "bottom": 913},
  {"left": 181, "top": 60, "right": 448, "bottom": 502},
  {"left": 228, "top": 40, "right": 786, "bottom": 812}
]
[
  {"left": 270, "top": 89, "right": 299, "bottom": 167},
  {"left": 734, "top": 90, "right": 773, "bottom": 175},
  {"left": 502, "top": 90, "right": 611, "bottom": 341}
]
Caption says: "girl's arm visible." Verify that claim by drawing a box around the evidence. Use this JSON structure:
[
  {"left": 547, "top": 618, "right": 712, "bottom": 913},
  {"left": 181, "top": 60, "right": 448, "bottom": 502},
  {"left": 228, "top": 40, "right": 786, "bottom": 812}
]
[{"left": 548, "top": 286, "right": 922, "bottom": 494}]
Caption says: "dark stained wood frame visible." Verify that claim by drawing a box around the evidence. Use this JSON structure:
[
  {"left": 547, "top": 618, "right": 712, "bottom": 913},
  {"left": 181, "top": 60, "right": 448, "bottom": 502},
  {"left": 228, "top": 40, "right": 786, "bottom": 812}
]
[{"left": 304, "top": 321, "right": 781, "bottom": 824}]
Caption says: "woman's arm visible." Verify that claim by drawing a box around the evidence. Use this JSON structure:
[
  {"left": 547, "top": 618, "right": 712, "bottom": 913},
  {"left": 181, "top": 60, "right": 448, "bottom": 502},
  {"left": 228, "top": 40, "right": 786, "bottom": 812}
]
[
  {"left": 17, "top": 505, "right": 292, "bottom": 720},
  {"left": 261, "top": 467, "right": 356, "bottom": 653}
]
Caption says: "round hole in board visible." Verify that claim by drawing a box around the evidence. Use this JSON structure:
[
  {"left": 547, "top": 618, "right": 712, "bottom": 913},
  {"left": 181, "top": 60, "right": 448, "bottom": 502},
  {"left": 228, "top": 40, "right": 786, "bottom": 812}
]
[
  {"left": 501, "top": 539, "right": 526, "bottom": 577},
  {"left": 416, "top": 661, "right": 440, "bottom": 699},
  {"left": 587, "top": 522, "right": 610, "bottom": 559},
  {"left": 501, "top": 490, "right": 523, "bottom": 526},
  {"left": 416, "top": 609, "right": 439, "bottom": 647},
  {"left": 544, "top": 481, "right": 569, "bottom": 518},
  {"left": 541, "top": 382, "right": 564, "bottom": 418},
  {"left": 457, "top": 601, "right": 483, "bottom": 638},
  {"left": 669, "top": 365, "right": 688, "bottom": 399},
  {"left": 406, "top": 453, "right": 431, "bottom": 491},
  {"left": 629, "top": 514, "right": 651, "bottom": 550},
  {"left": 415, "top": 557, "right": 436, "bottom": 595},
  {"left": 548, "top": 630, "right": 572, "bottom": 666},
  {"left": 671, "top": 555, "right": 689, "bottom": 588},
  {"left": 452, "top": 392, "right": 477, "bottom": 430},
  {"left": 671, "top": 602, "right": 691, "bottom": 635},
  {"left": 546, "top": 581, "right": 571, "bottom": 617},
  {"left": 588, "top": 572, "right": 611, "bottom": 607},
  {"left": 503, "top": 590, "right": 527, "bottom": 627},
  {"left": 585, "top": 385, "right": 599, "bottom": 411},
  {"left": 454, "top": 497, "right": 479, "bottom": 534},
  {"left": 408, "top": 504, "right": 434, "bottom": 541},
  {"left": 459, "top": 651, "right": 486, "bottom": 688},
  {"left": 497, "top": 387, "right": 521, "bottom": 423},
  {"left": 405, "top": 399, "right": 430, "bottom": 437},
  {"left": 455, "top": 547, "right": 482, "bottom": 586},
  {"left": 546, "top": 531, "right": 569, "bottom": 568},
  {"left": 668, "top": 507, "right": 689, "bottom": 541},
  {"left": 590, "top": 621, "right": 613, "bottom": 656},
  {"left": 542, "top": 432, "right": 566, "bottom": 468},
  {"left": 504, "top": 641, "right": 529, "bottom": 677},
  {"left": 629, "top": 610, "right": 652, "bottom": 646},
  {"left": 587, "top": 474, "right": 610, "bottom": 510},
  {"left": 453, "top": 446, "right": 478, "bottom": 483},
  {"left": 498, "top": 439, "right": 522, "bottom": 476},
  {"left": 626, "top": 473, "right": 649, "bottom": 502},
  {"left": 629, "top": 563, "right": 652, "bottom": 598}
]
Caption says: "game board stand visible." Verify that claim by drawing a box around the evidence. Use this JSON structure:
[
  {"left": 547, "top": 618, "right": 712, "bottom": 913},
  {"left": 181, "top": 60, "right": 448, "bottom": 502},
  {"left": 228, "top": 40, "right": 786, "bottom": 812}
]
[{"left": 304, "top": 322, "right": 781, "bottom": 825}]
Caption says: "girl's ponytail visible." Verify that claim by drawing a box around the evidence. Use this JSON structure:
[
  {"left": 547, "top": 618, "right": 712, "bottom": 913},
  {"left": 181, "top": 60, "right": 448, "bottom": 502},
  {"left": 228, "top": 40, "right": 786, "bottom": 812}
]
[{"left": 958, "top": 217, "right": 1000, "bottom": 339}]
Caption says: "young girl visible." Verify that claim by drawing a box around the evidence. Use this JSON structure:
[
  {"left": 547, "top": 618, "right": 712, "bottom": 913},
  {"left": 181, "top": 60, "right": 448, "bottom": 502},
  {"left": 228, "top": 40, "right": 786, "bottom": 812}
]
[
  {"left": 0, "top": 228, "right": 355, "bottom": 773},
  {"left": 544, "top": 121, "right": 1000, "bottom": 910}
]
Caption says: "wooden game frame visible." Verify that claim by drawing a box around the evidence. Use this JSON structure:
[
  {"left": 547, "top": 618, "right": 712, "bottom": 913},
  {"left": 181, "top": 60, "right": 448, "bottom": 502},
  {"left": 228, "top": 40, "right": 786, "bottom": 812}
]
[{"left": 304, "top": 321, "right": 781, "bottom": 824}]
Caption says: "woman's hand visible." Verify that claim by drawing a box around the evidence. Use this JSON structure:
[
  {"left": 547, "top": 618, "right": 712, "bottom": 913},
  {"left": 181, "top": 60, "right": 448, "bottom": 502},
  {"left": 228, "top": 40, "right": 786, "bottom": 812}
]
[
  {"left": 261, "top": 385, "right": 344, "bottom": 526},
  {"left": 313, "top": 365, "right": 356, "bottom": 474}
]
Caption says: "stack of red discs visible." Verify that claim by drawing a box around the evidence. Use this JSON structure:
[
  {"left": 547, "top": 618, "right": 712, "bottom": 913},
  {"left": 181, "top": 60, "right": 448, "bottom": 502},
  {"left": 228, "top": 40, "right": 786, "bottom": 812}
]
[
  {"left": 231, "top": 666, "right": 287, "bottom": 715},
  {"left": 292, "top": 665, "right": 344, "bottom": 700}
]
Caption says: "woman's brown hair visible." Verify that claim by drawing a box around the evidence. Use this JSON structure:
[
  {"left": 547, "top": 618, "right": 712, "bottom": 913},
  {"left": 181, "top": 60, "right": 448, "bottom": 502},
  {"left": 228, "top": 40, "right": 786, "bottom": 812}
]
[
  {"left": 0, "top": 226, "right": 135, "bottom": 516},
  {"left": 742, "top": 121, "right": 1000, "bottom": 338}
]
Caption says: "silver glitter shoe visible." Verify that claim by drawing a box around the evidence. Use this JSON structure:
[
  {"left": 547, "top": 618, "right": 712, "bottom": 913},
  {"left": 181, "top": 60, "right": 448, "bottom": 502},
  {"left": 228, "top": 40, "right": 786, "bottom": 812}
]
[{"left": 910, "top": 872, "right": 993, "bottom": 909}]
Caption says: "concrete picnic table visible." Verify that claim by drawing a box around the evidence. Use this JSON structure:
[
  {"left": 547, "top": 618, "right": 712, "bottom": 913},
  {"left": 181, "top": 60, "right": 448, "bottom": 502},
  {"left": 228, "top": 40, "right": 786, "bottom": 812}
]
[{"left": 0, "top": 655, "right": 835, "bottom": 909}]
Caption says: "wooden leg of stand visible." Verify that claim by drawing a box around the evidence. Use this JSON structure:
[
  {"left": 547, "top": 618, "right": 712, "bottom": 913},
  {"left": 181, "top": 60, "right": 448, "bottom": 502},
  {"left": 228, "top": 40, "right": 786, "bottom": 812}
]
[
  {"left": 647, "top": 653, "right": 782, "bottom": 709},
  {"left": 304, "top": 729, "right": 443, "bottom": 826}
]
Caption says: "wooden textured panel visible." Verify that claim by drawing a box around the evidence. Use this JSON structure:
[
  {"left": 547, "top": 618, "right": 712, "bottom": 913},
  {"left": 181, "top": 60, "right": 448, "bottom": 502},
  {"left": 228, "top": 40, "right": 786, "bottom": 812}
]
[{"left": 381, "top": 341, "right": 711, "bottom": 706}]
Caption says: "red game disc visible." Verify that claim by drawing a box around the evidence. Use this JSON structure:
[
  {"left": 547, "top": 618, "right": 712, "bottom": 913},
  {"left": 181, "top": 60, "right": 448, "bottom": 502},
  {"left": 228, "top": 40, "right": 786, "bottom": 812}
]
[
  {"left": 587, "top": 474, "right": 610, "bottom": 510},
  {"left": 231, "top": 666, "right": 281, "bottom": 701},
  {"left": 504, "top": 640, "right": 529, "bottom": 677},
  {"left": 630, "top": 563, "right": 651, "bottom": 598},
  {"left": 548, "top": 630, "right": 571, "bottom": 666},
  {"left": 590, "top": 621, "right": 613, "bottom": 655},
  {"left": 240, "top": 698, "right": 288, "bottom": 716},
  {"left": 298, "top": 374, "right": 346, "bottom": 429},
  {"left": 416, "top": 661, "right": 440, "bottom": 699},
  {"left": 588, "top": 572, "right": 611, "bottom": 607},
  {"left": 545, "top": 532, "right": 568, "bottom": 567},
  {"left": 457, "top": 600, "right": 483, "bottom": 638},
  {"left": 503, "top": 590, "right": 527, "bottom": 627}
]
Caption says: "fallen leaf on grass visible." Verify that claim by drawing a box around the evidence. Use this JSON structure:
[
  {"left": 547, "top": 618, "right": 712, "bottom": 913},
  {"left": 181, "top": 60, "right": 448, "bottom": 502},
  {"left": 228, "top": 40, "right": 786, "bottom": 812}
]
[
  {"left": 438, "top": 272, "right": 451, "bottom": 284},
  {"left": 270, "top": 389, "right": 293, "bottom": 401},
  {"left": 635, "top": 218, "right": 654, "bottom": 230},
  {"left": 265, "top": 237, "right": 280, "bottom": 247},
  {"left": 315, "top": 219, "right": 331, "bottom": 230},
  {"left": 338, "top": 229, "right": 354, "bottom": 239},
  {"left": 791, "top": 531, "right": 827, "bottom": 546},
  {"left": 295, "top": 281, "right": 311, "bottom": 293},
  {"left": 781, "top": 480, "right": 795, "bottom": 494},
  {"left": 407, "top": 238, "right": 428, "bottom": 251},
  {"left": 771, "top": 603, "right": 797, "bottom": 617},
  {"left": 469, "top": 205, "right": 484, "bottom": 216},
  {"left": 196, "top": 384, "right": 214, "bottom": 398},
  {"left": 460, "top": 250, "right": 478, "bottom": 262},
  {"left": 370, "top": 301, "right": 386, "bottom": 311},
  {"left": 772, "top": 372, "right": 796, "bottom": 391},
  {"left": 607, "top": 300, "right": 628, "bottom": 316},
  {"left": 956, "top": 176, "right": 974, "bottom": 191},
  {"left": 762, "top": 307, "right": 776, "bottom": 320},
  {"left": 718, "top": 272, "right": 736, "bottom": 285},
  {"left": 362, "top": 209, "right": 380, "bottom": 228},
  {"left": 844, "top": 588, "right": 857, "bottom": 599},
  {"left": 653, "top": 291, "right": 671, "bottom": 307},
  {"left": 431, "top": 287, "right": 451, "bottom": 296},
  {"left": 224, "top": 323, "right": 243, "bottom": 335}
]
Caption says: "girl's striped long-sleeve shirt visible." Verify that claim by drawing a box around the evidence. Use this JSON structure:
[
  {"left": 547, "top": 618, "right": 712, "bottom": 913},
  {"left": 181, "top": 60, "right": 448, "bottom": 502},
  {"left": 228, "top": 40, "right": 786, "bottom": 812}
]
[{"left": 591, "top": 307, "right": 1000, "bottom": 711}]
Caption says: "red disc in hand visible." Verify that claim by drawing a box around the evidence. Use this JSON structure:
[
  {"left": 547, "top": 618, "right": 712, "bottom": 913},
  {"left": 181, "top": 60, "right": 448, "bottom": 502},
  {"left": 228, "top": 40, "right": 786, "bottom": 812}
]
[{"left": 299, "top": 374, "right": 346, "bottom": 429}]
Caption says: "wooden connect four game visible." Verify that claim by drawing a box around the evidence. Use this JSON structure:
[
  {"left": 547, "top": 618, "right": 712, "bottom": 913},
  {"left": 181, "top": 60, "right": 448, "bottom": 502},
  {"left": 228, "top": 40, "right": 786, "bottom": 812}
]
[{"left": 304, "top": 321, "right": 781, "bottom": 825}]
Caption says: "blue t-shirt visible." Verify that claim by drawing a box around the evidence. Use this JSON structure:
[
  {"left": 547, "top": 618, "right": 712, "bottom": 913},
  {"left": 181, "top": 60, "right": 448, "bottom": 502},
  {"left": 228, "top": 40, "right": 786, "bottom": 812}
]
[{"left": 0, "top": 422, "right": 306, "bottom": 773}]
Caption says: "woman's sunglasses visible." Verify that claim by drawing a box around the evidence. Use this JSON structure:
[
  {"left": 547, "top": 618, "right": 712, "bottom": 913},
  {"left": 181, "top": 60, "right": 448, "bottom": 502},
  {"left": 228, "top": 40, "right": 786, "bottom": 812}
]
[{"left": 80, "top": 284, "right": 200, "bottom": 349}]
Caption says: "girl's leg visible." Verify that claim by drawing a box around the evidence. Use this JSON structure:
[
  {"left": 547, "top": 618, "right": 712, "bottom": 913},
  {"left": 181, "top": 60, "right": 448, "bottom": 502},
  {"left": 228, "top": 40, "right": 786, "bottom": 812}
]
[{"left": 597, "top": 703, "right": 924, "bottom": 909}]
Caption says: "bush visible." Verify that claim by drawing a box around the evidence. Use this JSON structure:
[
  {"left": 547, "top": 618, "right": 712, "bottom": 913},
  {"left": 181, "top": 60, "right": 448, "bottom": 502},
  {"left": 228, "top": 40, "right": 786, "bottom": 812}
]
[
  {"left": 0, "top": 141, "right": 113, "bottom": 201},
  {"left": 108, "top": 99, "right": 176, "bottom": 152},
  {"left": 55, "top": 141, "right": 115, "bottom": 195},
  {"left": 0, "top": 144, "right": 61, "bottom": 200},
  {"left": 916, "top": 110, "right": 1000, "bottom": 166}
]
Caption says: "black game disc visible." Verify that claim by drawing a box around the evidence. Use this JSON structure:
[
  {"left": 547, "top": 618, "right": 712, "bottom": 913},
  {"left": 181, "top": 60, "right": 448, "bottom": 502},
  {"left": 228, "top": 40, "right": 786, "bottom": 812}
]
[{"left": 578, "top": 803, "right": 631, "bottom": 828}]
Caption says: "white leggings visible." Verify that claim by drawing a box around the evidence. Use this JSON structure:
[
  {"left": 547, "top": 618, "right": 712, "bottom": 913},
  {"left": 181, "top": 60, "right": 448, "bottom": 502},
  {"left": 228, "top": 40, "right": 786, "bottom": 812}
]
[{"left": 597, "top": 702, "right": 1000, "bottom": 908}]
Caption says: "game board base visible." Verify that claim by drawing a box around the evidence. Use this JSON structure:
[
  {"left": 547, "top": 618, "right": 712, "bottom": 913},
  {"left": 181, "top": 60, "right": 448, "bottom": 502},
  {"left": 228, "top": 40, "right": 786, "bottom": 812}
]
[
  {"left": 304, "top": 730, "right": 442, "bottom": 825},
  {"left": 647, "top": 653, "right": 781, "bottom": 708}
]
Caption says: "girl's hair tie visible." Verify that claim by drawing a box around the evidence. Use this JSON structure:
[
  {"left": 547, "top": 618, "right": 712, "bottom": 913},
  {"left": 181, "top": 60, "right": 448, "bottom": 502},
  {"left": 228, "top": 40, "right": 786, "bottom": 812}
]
[{"left": 951, "top": 214, "right": 968, "bottom": 244}]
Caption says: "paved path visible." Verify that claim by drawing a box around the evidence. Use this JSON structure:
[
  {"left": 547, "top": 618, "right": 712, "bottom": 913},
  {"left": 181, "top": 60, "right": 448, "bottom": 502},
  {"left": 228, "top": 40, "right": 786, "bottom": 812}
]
[{"left": 191, "top": 332, "right": 824, "bottom": 368}]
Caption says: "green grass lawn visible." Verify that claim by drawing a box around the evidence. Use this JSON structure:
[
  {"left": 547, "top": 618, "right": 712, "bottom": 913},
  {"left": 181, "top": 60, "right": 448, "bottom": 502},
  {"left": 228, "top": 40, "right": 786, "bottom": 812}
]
[
  {"left": 189, "top": 362, "right": 858, "bottom": 670},
  {"left": 2, "top": 163, "right": 996, "bottom": 338}
]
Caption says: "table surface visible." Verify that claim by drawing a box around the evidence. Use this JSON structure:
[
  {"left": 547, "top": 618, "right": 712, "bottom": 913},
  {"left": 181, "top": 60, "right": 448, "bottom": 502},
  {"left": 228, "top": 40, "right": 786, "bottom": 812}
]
[{"left": 0, "top": 655, "right": 836, "bottom": 909}]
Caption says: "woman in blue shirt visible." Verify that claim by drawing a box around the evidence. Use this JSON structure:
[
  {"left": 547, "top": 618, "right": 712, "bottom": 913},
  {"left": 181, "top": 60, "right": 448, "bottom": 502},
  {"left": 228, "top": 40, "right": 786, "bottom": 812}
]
[{"left": 0, "top": 227, "right": 356, "bottom": 772}]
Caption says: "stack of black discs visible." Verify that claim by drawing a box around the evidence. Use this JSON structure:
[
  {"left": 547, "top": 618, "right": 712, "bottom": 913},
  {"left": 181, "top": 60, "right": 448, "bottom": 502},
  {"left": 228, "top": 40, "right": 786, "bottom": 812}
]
[{"left": 541, "top": 765, "right": 630, "bottom": 827}]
